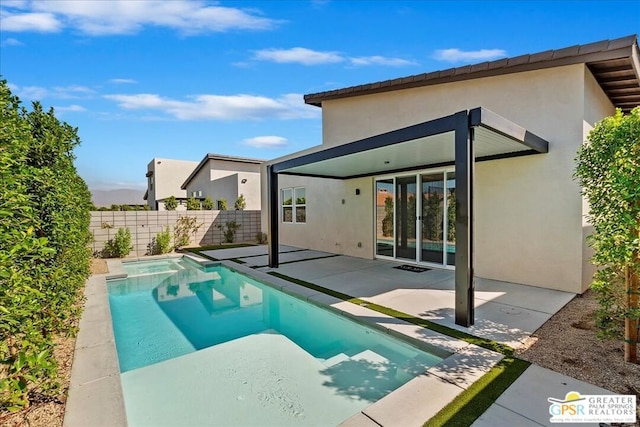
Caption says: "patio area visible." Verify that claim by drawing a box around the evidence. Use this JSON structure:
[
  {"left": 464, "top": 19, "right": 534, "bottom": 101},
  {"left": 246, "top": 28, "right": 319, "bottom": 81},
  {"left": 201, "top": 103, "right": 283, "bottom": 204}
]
[{"left": 202, "top": 245, "right": 575, "bottom": 349}]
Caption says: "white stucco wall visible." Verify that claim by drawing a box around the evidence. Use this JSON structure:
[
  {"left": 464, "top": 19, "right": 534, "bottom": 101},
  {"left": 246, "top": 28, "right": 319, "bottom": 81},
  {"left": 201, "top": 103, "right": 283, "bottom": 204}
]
[
  {"left": 271, "top": 175, "right": 374, "bottom": 258},
  {"left": 147, "top": 158, "right": 198, "bottom": 210},
  {"left": 184, "top": 159, "right": 262, "bottom": 210},
  {"left": 264, "top": 63, "right": 617, "bottom": 293},
  {"left": 235, "top": 172, "right": 262, "bottom": 210},
  {"left": 209, "top": 159, "right": 261, "bottom": 181}
]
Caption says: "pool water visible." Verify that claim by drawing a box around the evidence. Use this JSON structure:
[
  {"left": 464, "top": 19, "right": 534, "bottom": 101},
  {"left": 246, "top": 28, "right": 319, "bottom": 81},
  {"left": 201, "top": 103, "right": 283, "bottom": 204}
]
[{"left": 108, "top": 259, "right": 444, "bottom": 426}]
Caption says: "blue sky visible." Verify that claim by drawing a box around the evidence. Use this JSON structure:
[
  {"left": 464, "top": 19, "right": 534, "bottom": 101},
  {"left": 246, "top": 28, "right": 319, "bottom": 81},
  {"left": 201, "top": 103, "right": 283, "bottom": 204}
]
[{"left": 1, "top": 0, "right": 638, "bottom": 193}]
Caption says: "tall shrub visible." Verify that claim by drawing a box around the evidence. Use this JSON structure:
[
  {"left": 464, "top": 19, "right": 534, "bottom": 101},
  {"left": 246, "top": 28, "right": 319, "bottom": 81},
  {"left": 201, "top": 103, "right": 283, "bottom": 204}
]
[
  {"left": 0, "top": 80, "right": 92, "bottom": 410},
  {"left": 234, "top": 194, "right": 246, "bottom": 210},
  {"left": 575, "top": 107, "right": 640, "bottom": 363},
  {"left": 154, "top": 227, "right": 172, "bottom": 254},
  {"left": 174, "top": 216, "right": 203, "bottom": 249},
  {"left": 186, "top": 196, "right": 200, "bottom": 210},
  {"left": 104, "top": 228, "right": 132, "bottom": 258},
  {"left": 202, "top": 196, "right": 214, "bottom": 210},
  {"left": 164, "top": 196, "right": 177, "bottom": 211}
]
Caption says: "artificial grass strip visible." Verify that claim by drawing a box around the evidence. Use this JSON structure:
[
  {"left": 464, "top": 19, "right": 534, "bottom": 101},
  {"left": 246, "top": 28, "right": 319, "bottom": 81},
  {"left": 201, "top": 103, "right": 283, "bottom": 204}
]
[
  {"left": 424, "top": 357, "right": 531, "bottom": 427},
  {"left": 268, "top": 271, "right": 353, "bottom": 301},
  {"left": 251, "top": 254, "right": 342, "bottom": 269},
  {"left": 266, "top": 271, "right": 514, "bottom": 356},
  {"left": 268, "top": 271, "right": 529, "bottom": 426},
  {"left": 183, "top": 244, "right": 255, "bottom": 261},
  {"left": 184, "top": 249, "right": 219, "bottom": 261},
  {"left": 193, "top": 244, "right": 256, "bottom": 251}
]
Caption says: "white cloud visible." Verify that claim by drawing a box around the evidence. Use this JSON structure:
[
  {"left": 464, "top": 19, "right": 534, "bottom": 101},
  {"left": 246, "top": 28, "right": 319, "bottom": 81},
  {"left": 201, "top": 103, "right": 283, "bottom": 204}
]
[
  {"left": 349, "top": 56, "right": 416, "bottom": 67},
  {"left": 104, "top": 92, "right": 319, "bottom": 121},
  {"left": 109, "top": 78, "right": 137, "bottom": 84},
  {"left": 253, "top": 47, "right": 343, "bottom": 65},
  {"left": 9, "top": 84, "right": 48, "bottom": 101},
  {"left": 2, "top": 37, "right": 24, "bottom": 46},
  {"left": 252, "top": 47, "right": 416, "bottom": 68},
  {"left": 52, "top": 85, "right": 95, "bottom": 98},
  {"left": 1, "top": 0, "right": 281, "bottom": 36},
  {"left": 8, "top": 83, "right": 96, "bottom": 101},
  {"left": 0, "top": 10, "right": 61, "bottom": 32},
  {"left": 55, "top": 104, "right": 86, "bottom": 113},
  {"left": 433, "top": 48, "right": 507, "bottom": 63},
  {"left": 242, "top": 136, "right": 288, "bottom": 148}
]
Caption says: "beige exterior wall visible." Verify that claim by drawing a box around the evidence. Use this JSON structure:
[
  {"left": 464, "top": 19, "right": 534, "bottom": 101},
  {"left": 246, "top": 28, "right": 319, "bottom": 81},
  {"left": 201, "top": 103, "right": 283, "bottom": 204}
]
[
  {"left": 272, "top": 175, "right": 374, "bottom": 258},
  {"left": 184, "top": 159, "right": 262, "bottom": 210},
  {"left": 264, "top": 63, "right": 617, "bottom": 294},
  {"left": 208, "top": 158, "right": 261, "bottom": 180},
  {"left": 147, "top": 158, "right": 198, "bottom": 210}
]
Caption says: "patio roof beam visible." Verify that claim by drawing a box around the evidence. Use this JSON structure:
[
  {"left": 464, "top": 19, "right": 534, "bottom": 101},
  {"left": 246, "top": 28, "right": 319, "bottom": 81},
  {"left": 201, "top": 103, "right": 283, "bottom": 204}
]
[
  {"left": 267, "top": 165, "right": 279, "bottom": 268},
  {"left": 454, "top": 111, "right": 475, "bottom": 327},
  {"left": 271, "top": 113, "right": 458, "bottom": 174},
  {"left": 469, "top": 107, "right": 549, "bottom": 153}
]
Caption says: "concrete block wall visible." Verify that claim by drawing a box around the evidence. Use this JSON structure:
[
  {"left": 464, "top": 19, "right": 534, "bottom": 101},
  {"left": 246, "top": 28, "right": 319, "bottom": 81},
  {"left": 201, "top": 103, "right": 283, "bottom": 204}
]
[{"left": 90, "top": 210, "right": 262, "bottom": 257}]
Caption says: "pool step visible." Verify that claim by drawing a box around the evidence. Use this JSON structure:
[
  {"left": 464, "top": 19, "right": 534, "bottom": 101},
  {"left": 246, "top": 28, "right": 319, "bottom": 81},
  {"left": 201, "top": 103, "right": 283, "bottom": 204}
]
[
  {"left": 351, "top": 349, "right": 389, "bottom": 365},
  {"left": 319, "top": 349, "right": 390, "bottom": 369},
  {"left": 322, "top": 352, "right": 350, "bottom": 367}
]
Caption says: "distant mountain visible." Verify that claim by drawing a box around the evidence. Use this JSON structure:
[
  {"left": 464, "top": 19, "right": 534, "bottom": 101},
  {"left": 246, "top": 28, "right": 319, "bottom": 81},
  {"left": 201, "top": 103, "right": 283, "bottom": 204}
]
[{"left": 91, "top": 189, "right": 146, "bottom": 207}]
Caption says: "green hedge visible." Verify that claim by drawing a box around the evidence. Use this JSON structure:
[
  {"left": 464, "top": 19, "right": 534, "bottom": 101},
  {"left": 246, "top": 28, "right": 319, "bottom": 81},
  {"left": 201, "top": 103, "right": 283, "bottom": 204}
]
[{"left": 0, "top": 80, "right": 92, "bottom": 411}]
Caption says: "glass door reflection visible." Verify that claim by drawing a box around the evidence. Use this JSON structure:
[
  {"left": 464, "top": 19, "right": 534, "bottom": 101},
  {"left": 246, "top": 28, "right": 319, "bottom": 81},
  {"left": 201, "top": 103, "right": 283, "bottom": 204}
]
[
  {"left": 375, "top": 179, "right": 394, "bottom": 257},
  {"left": 421, "top": 173, "right": 444, "bottom": 264}
]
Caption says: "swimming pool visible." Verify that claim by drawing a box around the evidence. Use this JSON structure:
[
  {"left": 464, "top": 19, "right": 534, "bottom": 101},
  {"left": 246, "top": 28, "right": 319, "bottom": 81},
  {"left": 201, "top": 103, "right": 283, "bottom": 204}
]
[{"left": 108, "top": 258, "right": 445, "bottom": 426}]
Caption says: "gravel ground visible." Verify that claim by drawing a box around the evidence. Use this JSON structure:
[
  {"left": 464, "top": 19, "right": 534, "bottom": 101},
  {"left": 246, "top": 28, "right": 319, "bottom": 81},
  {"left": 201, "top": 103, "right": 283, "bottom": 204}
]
[
  {"left": 2, "top": 264, "right": 639, "bottom": 426},
  {"left": 516, "top": 290, "right": 640, "bottom": 425}
]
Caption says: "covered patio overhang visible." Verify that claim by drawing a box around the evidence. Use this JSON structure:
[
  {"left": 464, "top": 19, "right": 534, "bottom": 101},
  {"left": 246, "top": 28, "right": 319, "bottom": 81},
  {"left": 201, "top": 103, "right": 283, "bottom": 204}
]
[{"left": 267, "top": 107, "right": 549, "bottom": 327}]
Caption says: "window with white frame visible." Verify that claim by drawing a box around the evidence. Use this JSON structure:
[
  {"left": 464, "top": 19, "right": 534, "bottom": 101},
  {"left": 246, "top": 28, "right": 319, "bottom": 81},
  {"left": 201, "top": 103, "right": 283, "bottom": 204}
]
[{"left": 282, "top": 187, "right": 306, "bottom": 223}]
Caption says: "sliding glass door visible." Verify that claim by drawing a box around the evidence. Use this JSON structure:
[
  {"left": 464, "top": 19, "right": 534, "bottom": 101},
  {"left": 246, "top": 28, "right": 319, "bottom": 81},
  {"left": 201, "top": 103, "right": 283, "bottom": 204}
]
[
  {"left": 421, "top": 173, "right": 445, "bottom": 264},
  {"left": 375, "top": 179, "right": 394, "bottom": 257},
  {"left": 375, "top": 170, "right": 456, "bottom": 267}
]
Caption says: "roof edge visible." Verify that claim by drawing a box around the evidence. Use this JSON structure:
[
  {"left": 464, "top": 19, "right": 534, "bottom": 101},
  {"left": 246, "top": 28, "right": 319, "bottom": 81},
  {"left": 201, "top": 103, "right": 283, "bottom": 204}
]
[{"left": 304, "top": 35, "right": 638, "bottom": 107}]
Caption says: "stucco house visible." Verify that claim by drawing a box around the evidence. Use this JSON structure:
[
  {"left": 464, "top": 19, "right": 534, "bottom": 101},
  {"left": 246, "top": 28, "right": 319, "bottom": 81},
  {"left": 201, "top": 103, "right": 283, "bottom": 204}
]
[
  {"left": 181, "top": 153, "right": 264, "bottom": 210},
  {"left": 261, "top": 35, "right": 640, "bottom": 326},
  {"left": 145, "top": 157, "right": 199, "bottom": 210}
]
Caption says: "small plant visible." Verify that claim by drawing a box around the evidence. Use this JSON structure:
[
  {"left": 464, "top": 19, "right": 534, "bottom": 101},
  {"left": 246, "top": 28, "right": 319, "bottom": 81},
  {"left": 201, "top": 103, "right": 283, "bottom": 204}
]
[
  {"left": 217, "top": 221, "right": 241, "bottom": 243},
  {"left": 164, "top": 196, "right": 177, "bottom": 211},
  {"left": 186, "top": 196, "right": 200, "bottom": 210},
  {"left": 256, "top": 231, "right": 268, "bottom": 244},
  {"left": 217, "top": 198, "right": 227, "bottom": 210},
  {"left": 234, "top": 194, "right": 246, "bottom": 210},
  {"left": 104, "top": 227, "right": 132, "bottom": 258},
  {"left": 202, "top": 196, "right": 214, "bottom": 210},
  {"left": 174, "top": 216, "right": 203, "bottom": 249},
  {"left": 154, "top": 226, "right": 173, "bottom": 254}
]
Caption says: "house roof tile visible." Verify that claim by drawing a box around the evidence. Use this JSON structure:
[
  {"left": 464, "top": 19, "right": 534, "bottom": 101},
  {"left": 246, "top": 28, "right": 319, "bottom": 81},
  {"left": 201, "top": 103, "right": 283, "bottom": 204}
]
[{"left": 303, "top": 35, "right": 640, "bottom": 112}]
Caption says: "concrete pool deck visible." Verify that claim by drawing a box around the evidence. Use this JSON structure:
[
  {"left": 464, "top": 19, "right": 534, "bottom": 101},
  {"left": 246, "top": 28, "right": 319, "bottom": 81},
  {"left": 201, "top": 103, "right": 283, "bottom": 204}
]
[{"left": 64, "top": 248, "right": 618, "bottom": 427}]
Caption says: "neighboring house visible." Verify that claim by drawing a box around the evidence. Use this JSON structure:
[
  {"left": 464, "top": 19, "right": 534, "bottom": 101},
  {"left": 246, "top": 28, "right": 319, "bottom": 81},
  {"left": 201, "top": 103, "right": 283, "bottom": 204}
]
[
  {"left": 145, "top": 158, "right": 199, "bottom": 210},
  {"left": 262, "top": 35, "right": 640, "bottom": 326},
  {"left": 181, "top": 153, "right": 264, "bottom": 210}
]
